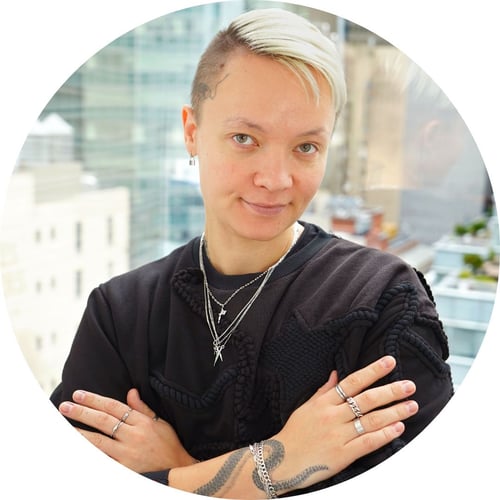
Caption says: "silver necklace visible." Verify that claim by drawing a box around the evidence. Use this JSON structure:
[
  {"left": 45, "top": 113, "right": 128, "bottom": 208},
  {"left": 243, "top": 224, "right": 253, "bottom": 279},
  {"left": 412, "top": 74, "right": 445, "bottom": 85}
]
[
  {"left": 207, "top": 270, "right": 267, "bottom": 324},
  {"left": 199, "top": 223, "right": 302, "bottom": 365}
]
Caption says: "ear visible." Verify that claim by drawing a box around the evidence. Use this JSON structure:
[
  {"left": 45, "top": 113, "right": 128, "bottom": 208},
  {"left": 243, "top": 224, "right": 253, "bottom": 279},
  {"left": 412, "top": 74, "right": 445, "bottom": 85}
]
[{"left": 182, "top": 105, "right": 197, "bottom": 155}]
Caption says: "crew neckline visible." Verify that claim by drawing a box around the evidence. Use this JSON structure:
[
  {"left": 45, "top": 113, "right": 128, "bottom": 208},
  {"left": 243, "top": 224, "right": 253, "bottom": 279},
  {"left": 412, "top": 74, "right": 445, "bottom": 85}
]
[{"left": 193, "top": 222, "right": 332, "bottom": 290}]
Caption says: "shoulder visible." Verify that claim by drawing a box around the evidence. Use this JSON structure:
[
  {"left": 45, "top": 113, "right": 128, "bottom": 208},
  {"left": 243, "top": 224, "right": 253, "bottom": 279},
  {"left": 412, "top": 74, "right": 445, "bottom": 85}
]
[
  {"left": 308, "top": 226, "right": 415, "bottom": 280},
  {"left": 97, "top": 238, "right": 198, "bottom": 300},
  {"left": 298, "top": 224, "right": 433, "bottom": 310},
  {"left": 301, "top": 222, "right": 407, "bottom": 265}
]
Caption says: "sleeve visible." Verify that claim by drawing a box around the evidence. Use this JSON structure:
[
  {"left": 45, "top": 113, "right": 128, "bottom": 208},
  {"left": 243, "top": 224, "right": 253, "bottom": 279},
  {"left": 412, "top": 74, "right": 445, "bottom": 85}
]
[
  {"left": 357, "top": 270, "right": 454, "bottom": 441},
  {"left": 50, "top": 286, "right": 134, "bottom": 429},
  {"left": 141, "top": 469, "right": 171, "bottom": 485},
  {"left": 333, "top": 270, "right": 454, "bottom": 486},
  {"left": 290, "top": 270, "right": 454, "bottom": 496}
]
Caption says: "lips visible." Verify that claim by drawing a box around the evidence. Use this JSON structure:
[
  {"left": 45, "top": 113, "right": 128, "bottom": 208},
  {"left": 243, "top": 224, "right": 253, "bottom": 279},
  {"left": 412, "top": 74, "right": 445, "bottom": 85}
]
[{"left": 242, "top": 199, "right": 288, "bottom": 216}]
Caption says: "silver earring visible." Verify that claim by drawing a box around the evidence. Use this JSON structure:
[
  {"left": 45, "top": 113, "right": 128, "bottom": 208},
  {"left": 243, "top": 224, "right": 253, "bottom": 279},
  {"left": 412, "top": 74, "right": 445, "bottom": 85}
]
[{"left": 189, "top": 155, "right": 196, "bottom": 166}]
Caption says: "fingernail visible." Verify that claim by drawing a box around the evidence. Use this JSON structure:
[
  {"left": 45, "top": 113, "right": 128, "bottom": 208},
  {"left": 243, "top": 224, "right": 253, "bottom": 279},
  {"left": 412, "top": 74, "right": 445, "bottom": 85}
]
[
  {"left": 380, "top": 356, "right": 395, "bottom": 369},
  {"left": 406, "top": 401, "right": 419, "bottom": 414},
  {"left": 401, "top": 380, "right": 416, "bottom": 394},
  {"left": 393, "top": 422, "right": 405, "bottom": 434},
  {"left": 73, "top": 390, "right": 86, "bottom": 402},
  {"left": 59, "top": 402, "right": 74, "bottom": 415}
]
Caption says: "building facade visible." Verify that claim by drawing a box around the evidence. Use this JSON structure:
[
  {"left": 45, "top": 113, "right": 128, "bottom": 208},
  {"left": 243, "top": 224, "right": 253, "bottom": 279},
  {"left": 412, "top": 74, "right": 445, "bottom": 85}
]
[
  {"left": 1, "top": 2, "right": 495, "bottom": 391},
  {"left": 1, "top": 114, "right": 129, "bottom": 392}
]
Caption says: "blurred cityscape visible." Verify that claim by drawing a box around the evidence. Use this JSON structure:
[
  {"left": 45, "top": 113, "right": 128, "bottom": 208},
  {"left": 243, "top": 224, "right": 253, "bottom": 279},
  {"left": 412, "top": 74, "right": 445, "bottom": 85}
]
[{"left": 0, "top": 1, "right": 497, "bottom": 393}]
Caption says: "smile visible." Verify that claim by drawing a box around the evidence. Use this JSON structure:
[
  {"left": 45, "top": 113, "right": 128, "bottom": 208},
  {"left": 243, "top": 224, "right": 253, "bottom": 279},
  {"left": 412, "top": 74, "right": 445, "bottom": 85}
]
[{"left": 242, "top": 200, "right": 288, "bottom": 216}]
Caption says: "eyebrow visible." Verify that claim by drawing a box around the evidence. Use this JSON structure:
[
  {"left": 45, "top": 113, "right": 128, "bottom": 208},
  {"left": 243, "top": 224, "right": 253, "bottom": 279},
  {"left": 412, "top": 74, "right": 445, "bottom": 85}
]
[
  {"left": 223, "top": 117, "right": 265, "bottom": 132},
  {"left": 223, "top": 117, "right": 330, "bottom": 139}
]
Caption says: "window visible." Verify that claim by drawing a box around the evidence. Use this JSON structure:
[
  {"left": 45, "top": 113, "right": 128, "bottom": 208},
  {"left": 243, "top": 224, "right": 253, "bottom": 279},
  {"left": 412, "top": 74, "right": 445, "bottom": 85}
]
[
  {"left": 75, "top": 221, "right": 82, "bottom": 252},
  {"left": 107, "top": 216, "right": 114, "bottom": 245},
  {"left": 1, "top": 2, "right": 495, "bottom": 396},
  {"left": 75, "top": 270, "right": 82, "bottom": 298}
]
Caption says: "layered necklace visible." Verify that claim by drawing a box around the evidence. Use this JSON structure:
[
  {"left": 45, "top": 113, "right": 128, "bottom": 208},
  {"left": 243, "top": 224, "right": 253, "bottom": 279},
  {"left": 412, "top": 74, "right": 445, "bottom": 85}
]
[{"left": 199, "top": 223, "right": 302, "bottom": 365}]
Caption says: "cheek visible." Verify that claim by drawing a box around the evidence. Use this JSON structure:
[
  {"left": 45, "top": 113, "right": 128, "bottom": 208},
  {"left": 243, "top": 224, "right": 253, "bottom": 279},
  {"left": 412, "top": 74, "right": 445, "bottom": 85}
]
[
  {"left": 200, "top": 152, "right": 248, "bottom": 188},
  {"left": 297, "top": 168, "right": 325, "bottom": 202},
  {"left": 198, "top": 158, "right": 238, "bottom": 203},
  {"left": 198, "top": 166, "right": 217, "bottom": 203}
]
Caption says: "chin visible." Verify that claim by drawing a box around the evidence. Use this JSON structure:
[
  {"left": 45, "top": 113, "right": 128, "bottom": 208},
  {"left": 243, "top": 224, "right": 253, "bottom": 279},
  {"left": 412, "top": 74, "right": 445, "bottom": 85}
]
[{"left": 235, "top": 219, "right": 296, "bottom": 242}]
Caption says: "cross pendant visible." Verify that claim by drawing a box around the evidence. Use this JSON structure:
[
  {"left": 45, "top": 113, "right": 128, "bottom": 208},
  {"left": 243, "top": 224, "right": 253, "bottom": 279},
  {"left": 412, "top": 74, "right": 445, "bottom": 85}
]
[{"left": 217, "top": 306, "right": 227, "bottom": 324}]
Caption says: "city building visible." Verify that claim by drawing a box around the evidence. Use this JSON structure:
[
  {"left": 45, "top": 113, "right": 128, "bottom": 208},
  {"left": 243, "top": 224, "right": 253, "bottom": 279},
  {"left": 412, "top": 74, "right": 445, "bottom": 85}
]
[
  {"left": 428, "top": 207, "right": 499, "bottom": 386},
  {"left": 39, "top": 1, "right": 245, "bottom": 269},
  {"left": 1, "top": 3, "right": 495, "bottom": 392},
  {"left": 0, "top": 114, "right": 129, "bottom": 393}
]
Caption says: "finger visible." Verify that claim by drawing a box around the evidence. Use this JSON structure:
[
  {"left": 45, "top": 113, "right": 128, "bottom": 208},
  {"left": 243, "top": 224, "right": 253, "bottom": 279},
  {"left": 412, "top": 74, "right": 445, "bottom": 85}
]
[
  {"left": 71, "top": 390, "right": 133, "bottom": 422},
  {"left": 77, "top": 428, "right": 137, "bottom": 467},
  {"left": 334, "top": 355, "right": 396, "bottom": 401},
  {"left": 126, "top": 388, "right": 157, "bottom": 419},
  {"left": 314, "top": 371, "right": 338, "bottom": 398},
  {"left": 351, "top": 379, "right": 416, "bottom": 416},
  {"left": 77, "top": 428, "right": 116, "bottom": 456},
  {"left": 346, "top": 421, "right": 406, "bottom": 461},
  {"left": 349, "top": 400, "right": 418, "bottom": 440},
  {"left": 59, "top": 401, "right": 125, "bottom": 438}
]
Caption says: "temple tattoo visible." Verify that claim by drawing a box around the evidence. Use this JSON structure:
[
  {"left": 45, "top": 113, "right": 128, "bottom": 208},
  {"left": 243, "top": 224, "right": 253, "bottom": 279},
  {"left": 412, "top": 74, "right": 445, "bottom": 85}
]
[
  {"left": 195, "top": 73, "right": 230, "bottom": 103},
  {"left": 193, "top": 439, "right": 328, "bottom": 497}
]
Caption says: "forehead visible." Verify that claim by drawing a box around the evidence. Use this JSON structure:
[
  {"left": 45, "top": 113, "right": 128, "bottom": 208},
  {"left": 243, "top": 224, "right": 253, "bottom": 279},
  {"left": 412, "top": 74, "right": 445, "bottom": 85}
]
[
  {"left": 217, "top": 50, "right": 329, "bottom": 99},
  {"left": 200, "top": 51, "right": 336, "bottom": 132}
]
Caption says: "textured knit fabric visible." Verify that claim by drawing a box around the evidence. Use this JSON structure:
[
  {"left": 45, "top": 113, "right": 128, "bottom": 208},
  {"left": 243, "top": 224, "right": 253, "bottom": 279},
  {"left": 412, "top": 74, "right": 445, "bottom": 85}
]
[{"left": 50, "top": 222, "right": 454, "bottom": 494}]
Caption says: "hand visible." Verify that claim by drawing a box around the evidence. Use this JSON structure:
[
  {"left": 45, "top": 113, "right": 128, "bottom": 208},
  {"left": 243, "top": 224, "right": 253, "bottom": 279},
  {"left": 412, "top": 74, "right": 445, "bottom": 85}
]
[
  {"left": 271, "top": 355, "right": 418, "bottom": 491},
  {"left": 58, "top": 388, "right": 196, "bottom": 473}
]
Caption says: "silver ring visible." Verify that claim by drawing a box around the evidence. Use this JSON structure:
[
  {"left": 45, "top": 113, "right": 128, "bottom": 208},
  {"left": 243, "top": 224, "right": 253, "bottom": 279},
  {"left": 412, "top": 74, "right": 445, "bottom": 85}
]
[
  {"left": 335, "top": 384, "right": 348, "bottom": 401},
  {"left": 346, "top": 396, "right": 363, "bottom": 418},
  {"left": 110, "top": 419, "right": 124, "bottom": 439},
  {"left": 152, "top": 414, "right": 159, "bottom": 421},
  {"left": 354, "top": 417, "right": 365, "bottom": 435},
  {"left": 120, "top": 408, "right": 132, "bottom": 423}
]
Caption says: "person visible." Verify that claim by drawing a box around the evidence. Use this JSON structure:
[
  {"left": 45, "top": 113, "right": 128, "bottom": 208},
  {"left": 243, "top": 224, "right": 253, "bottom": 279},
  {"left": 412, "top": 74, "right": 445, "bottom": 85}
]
[{"left": 50, "top": 8, "right": 454, "bottom": 498}]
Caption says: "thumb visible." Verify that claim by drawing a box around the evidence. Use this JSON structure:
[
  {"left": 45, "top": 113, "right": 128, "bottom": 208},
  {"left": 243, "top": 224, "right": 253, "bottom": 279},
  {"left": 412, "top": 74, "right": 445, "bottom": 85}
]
[
  {"left": 315, "top": 370, "right": 338, "bottom": 397},
  {"left": 126, "top": 388, "right": 156, "bottom": 418}
]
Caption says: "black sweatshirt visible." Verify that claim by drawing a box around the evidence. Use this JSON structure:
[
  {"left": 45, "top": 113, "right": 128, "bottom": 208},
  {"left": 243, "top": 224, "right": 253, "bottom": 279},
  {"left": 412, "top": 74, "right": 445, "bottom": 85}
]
[{"left": 51, "top": 222, "right": 453, "bottom": 494}]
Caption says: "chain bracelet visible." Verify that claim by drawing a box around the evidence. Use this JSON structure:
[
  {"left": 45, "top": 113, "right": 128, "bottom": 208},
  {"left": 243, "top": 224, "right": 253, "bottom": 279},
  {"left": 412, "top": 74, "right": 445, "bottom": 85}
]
[{"left": 249, "top": 442, "right": 278, "bottom": 499}]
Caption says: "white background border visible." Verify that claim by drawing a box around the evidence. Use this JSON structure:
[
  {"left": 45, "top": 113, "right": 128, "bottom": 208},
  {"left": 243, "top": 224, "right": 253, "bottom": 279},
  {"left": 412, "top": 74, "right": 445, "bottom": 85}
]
[{"left": 1, "top": 1, "right": 497, "bottom": 498}]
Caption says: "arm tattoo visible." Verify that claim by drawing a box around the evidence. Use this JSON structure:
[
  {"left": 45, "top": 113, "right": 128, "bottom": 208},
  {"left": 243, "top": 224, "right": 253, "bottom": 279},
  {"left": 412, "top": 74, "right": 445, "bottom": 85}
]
[
  {"left": 193, "top": 439, "right": 328, "bottom": 497},
  {"left": 252, "top": 440, "right": 329, "bottom": 493},
  {"left": 194, "top": 448, "right": 250, "bottom": 497},
  {"left": 195, "top": 73, "right": 229, "bottom": 103}
]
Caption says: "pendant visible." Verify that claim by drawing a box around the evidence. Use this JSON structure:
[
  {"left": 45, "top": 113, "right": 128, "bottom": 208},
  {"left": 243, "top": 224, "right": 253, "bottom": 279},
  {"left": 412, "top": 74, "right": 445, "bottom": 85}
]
[
  {"left": 217, "top": 306, "right": 227, "bottom": 324},
  {"left": 213, "top": 344, "right": 224, "bottom": 365}
]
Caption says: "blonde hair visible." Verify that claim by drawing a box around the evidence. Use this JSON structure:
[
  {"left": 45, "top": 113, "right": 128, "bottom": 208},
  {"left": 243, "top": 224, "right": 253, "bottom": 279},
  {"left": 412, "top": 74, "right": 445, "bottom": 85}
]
[{"left": 191, "top": 8, "right": 346, "bottom": 121}]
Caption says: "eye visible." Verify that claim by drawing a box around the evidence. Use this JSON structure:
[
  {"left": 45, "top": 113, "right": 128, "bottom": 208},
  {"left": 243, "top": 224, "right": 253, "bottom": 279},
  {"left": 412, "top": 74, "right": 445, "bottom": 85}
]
[
  {"left": 296, "top": 143, "right": 318, "bottom": 154},
  {"left": 232, "top": 134, "right": 255, "bottom": 146}
]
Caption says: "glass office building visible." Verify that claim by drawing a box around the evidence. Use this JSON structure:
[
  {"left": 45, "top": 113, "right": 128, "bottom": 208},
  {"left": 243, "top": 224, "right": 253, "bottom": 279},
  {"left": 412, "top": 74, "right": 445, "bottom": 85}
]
[
  {"left": 3, "top": 1, "right": 494, "bottom": 390},
  {"left": 39, "top": 2, "right": 246, "bottom": 268}
]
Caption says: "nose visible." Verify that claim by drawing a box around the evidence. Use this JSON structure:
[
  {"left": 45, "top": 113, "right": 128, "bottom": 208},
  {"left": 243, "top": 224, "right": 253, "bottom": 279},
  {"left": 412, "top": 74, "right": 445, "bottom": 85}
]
[{"left": 253, "top": 151, "right": 293, "bottom": 191}]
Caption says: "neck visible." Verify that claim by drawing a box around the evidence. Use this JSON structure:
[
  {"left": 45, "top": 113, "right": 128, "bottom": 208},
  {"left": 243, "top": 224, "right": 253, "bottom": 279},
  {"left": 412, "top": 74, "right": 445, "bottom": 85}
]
[{"left": 202, "top": 223, "right": 302, "bottom": 275}]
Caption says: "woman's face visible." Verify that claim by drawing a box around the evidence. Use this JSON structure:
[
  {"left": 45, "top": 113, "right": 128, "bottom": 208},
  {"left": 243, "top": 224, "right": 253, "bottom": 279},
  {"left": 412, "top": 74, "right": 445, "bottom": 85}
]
[{"left": 183, "top": 51, "right": 336, "bottom": 244}]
